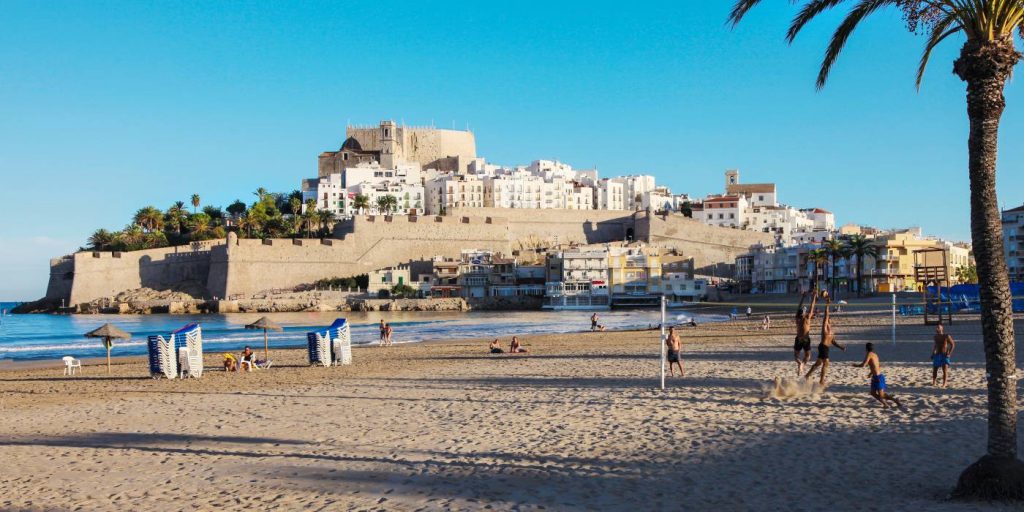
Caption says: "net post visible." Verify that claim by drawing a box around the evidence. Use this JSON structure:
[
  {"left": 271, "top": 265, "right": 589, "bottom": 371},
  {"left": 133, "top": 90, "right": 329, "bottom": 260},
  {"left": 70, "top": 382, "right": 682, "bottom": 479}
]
[
  {"left": 891, "top": 293, "right": 896, "bottom": 345},
  {"left": 660, "top": 294, "right": 666, "bottom": 391}
]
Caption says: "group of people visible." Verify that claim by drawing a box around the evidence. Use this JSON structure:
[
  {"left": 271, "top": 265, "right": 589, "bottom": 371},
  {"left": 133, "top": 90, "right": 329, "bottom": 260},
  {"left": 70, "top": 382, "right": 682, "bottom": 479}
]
[
  {"left": 222, "top": 346, "right": 264, "bottom": 372},
  {"left": 489, "top": 336, "right": 529, "bottom": 354},
  {"left": 378, "top": 320, "right": 394, "bottom": 347},
  {"left": 791, "top": 289, "right": 956, "bottom": 409}
]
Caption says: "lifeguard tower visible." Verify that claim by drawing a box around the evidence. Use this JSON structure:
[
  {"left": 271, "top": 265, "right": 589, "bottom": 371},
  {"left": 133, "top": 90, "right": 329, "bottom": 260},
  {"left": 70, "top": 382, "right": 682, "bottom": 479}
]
[{"left": 913, "top": 247, "right": 953, "bottom": 325}]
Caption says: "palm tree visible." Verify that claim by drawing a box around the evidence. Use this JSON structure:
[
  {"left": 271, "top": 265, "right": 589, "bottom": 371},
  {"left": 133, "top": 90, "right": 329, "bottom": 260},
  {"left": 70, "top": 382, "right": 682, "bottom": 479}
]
[
  {"left": 353, "top": 194, "right": 370, "bottom": 215},
  {"left": 844, "top": 235, "right": 881, "bottom": 297},
  {"left": 317, "top": 210, "right": 335, "bottom": 237},
  {"left": 133, "top": 206, "right": 164, "bottom": 233},
  {"left": 190, "top": 194, "right": 201, "bottom": 214},
  {"left": 254, "top": 187, "right": 268, "bottom": 202},
  {"left": 806, "top": 248, "right": 828, "bottom": 291},
  {"left": 289, "top": 197, "right": 302, "bottom": 219},
  {"left": 87, "top": 229, "right": 115, "bottom": 251},
  {"left": 729, "top": 1, "right": 1024, "bottom": 498},
  {"left": 236, "top": 211, "right": 254, "bottom": 238},
  {"left": 303, "top": 199, "right": 317, "bottom": 238},
  {"left": 823, "top": 238, "right": 849, "bottom": 296},
  {"left": 166, "top": 201, "right": 187, "bottom": 234}
]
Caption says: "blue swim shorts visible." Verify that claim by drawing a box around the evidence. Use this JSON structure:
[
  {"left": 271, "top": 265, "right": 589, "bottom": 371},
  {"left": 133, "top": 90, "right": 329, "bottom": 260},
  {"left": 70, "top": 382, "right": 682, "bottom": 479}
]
[
  {"left": 870, "top": 374, "right": 887, "bottom": 393},
  {"left": 932, "top": 354, "right": 951, "bottom": 368}
]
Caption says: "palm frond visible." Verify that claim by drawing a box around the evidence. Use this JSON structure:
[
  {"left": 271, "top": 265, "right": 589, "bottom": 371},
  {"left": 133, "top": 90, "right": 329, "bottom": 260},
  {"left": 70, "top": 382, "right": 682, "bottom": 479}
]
[
  {"left": 787, "top": 0, "right": 848, "bottom": 43},
  {"left": 816, "top": 0, "right": 896, "bottom": 89},
  {"left": 916, "top": 13, "right": 962, "bottom": 89},
  {"left": 728, "top": 0, "right": 766, "bottom": 28}
]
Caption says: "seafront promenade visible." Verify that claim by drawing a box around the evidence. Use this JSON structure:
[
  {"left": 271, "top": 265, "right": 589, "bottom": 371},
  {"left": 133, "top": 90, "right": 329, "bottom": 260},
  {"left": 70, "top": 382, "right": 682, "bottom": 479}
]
[{"left": 0, "top": 312, "right": 1020, "bottom": 510}]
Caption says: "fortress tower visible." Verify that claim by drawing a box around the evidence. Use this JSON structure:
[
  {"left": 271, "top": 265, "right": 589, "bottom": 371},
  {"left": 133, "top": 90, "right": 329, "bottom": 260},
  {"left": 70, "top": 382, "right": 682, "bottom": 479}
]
[{"left": 318, "top": 120, "right": 477, "bottom": 177}]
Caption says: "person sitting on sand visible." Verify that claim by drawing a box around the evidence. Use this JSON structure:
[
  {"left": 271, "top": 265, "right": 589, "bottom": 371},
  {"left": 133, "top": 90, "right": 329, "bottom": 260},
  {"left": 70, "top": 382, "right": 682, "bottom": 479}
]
[
  {"left": 489, "top": 339, "right": 504, "bottom": 354},
  {"left": 665, "top": 326, "right": 684, "bottom": 377},
  {"left": 931, "top": 323, "right": 956, "bottom": 387},
  {"left": 509, "top": 336, "right": 528, "bottom": 354},
  {"left": 793, "top": 290, "right": 819, "bottom": 375},
  {"left": 805, "top": 293, "right": 845, "bottom": 385},
  {"left": 240, "top": 346, "right": 255, "bottom": 372},
  {"left": 854, "top": 343, "right": 902, "bottom": 409},
  {"left": 223, "top": 353, "right": 237, "bottom": 372}
]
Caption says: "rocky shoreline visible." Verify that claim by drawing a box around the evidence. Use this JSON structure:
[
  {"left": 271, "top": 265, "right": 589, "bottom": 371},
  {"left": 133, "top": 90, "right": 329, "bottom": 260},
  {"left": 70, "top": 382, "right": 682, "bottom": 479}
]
[{"left": 13, "top": 288, "right": 543, "bottom": 314}]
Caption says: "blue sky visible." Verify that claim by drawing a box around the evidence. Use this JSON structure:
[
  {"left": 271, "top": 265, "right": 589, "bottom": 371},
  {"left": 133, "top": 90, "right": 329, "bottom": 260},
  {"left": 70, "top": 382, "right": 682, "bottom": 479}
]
[{"left": 1, "top": 1, "right": 1022, "bottom": 300}]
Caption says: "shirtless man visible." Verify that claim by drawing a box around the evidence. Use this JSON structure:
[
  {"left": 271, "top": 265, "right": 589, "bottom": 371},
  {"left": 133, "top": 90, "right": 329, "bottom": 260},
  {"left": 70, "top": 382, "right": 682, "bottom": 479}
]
[
  {"left": 854, "top": 343, "right": 902, "bottom": 409},
  {"left": 591, "top": 313, "right": 600, "bottom": 331},
  {"left": 793, "top": 290, "right": 819, "bottom": 375},
  {"left": 931, "top": 323, "right": 956, "bottom": 387},
  {"left": 665, "top": 326, "right": 684, "bottom": 377},
  {"left": 805, "top": 293, "right": 845, "bottom": 385}
]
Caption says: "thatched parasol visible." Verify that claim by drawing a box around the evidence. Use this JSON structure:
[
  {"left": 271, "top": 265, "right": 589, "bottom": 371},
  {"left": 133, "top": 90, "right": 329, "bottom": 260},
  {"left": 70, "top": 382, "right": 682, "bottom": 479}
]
[
  {"left": 245, "top": 316, "right": 283, "bottom": 361},
  {"left": 85, "top": 323, "right": 131, "bottom": 374}
]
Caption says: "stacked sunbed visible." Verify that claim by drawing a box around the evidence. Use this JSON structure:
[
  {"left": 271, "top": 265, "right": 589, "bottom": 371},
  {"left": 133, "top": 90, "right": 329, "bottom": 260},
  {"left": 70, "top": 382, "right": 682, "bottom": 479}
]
[
  {"left": 307, "top": 318, "right": 352, "bottom": 367},
  {"left": 147, "top": 323, "right": 204, "bottom": 379}
]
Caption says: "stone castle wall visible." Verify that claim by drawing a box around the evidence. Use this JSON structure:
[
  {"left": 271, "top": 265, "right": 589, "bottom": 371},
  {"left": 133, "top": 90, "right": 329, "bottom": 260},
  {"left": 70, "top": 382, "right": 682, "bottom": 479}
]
[
  {"left": 46, "top": 209, "right": 771, "bottom": 307},
  {"left": 52, "top": 241, "right": 224, "bottom": 306}
]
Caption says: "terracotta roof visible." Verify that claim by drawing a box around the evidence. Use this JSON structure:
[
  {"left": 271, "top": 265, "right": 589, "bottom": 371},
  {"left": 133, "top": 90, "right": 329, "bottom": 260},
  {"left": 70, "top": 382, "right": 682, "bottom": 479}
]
[
  {"left": 727, "top": 183, "right": 776, "bottom": 195},
  {"left": 812, "top": 208, "right": 832, "bottom": 214},
  {"left": 705, "top": 196, "right": 740, "bottom": 203}
]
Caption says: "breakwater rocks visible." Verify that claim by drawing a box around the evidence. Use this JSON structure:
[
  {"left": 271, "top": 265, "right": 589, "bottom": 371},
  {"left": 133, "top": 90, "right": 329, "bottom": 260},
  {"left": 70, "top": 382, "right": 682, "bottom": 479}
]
[{"left": 22, "top": 290, "right": 543, "bottom": 315}]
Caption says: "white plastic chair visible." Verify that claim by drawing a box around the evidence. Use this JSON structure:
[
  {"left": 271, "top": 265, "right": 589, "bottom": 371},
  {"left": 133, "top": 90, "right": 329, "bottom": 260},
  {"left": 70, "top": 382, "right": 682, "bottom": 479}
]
[{"left": 62, "top": 356, "right": 82, "bottom": 376}]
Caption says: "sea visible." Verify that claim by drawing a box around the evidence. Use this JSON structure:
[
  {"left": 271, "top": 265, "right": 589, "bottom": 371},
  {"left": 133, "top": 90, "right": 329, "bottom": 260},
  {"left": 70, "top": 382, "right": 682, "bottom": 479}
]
[{"left": 0, "top": 302, "right": 724, "bottom": 362}]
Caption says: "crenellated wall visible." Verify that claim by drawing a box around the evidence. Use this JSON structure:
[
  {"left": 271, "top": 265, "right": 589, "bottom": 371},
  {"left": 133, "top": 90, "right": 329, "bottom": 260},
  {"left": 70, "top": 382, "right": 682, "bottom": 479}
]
[{"left": 46, "top": 209, "right": 773, "bottom": 306}]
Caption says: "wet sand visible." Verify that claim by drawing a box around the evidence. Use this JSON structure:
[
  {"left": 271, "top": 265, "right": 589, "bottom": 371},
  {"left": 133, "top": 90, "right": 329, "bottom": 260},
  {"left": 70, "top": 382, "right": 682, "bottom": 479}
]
[{"left": 0, "top": 311, "right": 1021, "bottom": 511}]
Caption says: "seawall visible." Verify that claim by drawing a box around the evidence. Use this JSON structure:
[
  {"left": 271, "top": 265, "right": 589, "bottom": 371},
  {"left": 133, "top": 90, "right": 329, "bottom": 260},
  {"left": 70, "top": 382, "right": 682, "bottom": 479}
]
[{"left": 44, "top": 209, "right": 771, "bottom": 308}]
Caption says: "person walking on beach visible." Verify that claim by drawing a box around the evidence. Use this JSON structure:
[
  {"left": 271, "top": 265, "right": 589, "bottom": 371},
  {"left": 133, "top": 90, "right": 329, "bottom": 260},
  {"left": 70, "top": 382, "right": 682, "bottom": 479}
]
[
  {"left": 379, "top": 320, "right": 387, "bottom": 346},
  {"left": 761, "top": 314, "right": 771, "bottom": 331},
  {"left": 931, "top": 323, "right": 956, "bottom": 387},
  {"left": 805, "top": 293, "right": 845, "bottom": 385},
  {"left": 591, "top": 312, "right": 600, "bottom": 331},
  {"left": 665, "top": 326, "right": 684, "bottom": 377},
  {"left": 384, "top": 323, "right": 394, "bottom": 347},
  {"left": 854, "top": 343, "right": 902, "bottom": 409},
  {"left": 746, "top": 306, "right": 752, "bottom": 318},
  {"left": 793, "top": 290, "right": 818, "bottom": 375}
]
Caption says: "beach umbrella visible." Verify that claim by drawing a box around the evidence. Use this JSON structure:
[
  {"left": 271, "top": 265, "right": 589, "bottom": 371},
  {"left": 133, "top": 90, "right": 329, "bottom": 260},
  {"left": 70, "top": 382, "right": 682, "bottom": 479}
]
[
  {"left": 245, "top": 316, "right": 282, "bottom": 361},
  {"left": 84, "top": 323, "right": 131, "bottom": 375}
]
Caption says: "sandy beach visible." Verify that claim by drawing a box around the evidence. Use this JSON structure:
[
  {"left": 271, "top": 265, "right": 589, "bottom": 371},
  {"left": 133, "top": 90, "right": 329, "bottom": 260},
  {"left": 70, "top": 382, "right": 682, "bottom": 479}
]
[{"left": 1, "top": 311, "right": 1022, "bottom": 511}]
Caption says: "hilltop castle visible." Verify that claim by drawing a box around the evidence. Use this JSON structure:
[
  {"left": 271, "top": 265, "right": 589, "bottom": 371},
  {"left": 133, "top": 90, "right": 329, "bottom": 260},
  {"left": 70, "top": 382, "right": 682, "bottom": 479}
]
[{"left": 318, "top": 121, "right": 477, "bottom": 177}]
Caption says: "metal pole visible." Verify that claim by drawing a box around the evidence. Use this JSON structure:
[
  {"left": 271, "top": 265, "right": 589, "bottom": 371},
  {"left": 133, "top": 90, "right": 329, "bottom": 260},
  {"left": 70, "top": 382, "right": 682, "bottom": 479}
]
[
  {"left": 660, "top": 295, "right": 667, "bottom": 390},
  {"left": 891, "top": 293, "right": 896, "bottom": 345}
]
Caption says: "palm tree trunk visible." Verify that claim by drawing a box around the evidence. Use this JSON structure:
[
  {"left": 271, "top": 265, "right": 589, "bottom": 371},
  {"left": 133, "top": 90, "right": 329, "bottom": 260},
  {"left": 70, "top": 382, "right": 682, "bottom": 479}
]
[
  {"left": 952, "top": 39, "right": 1024, "bottom": 500},
  {"left": 856, "top": 254, "right": 863, "bottom": 298},
  {"left": 106, "top": 342, "right": 111, "bottom": 375}
]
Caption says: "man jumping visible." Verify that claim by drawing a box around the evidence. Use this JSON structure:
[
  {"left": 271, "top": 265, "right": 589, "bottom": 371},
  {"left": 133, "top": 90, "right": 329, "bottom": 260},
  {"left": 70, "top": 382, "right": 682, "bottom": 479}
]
[
  {"left": 854, "top": 342, "right": 902, "bottom": 409},
  {"left": 931, "top": 323, "right": 956, "bottom": 387},
  {"left": 793, "top": 290, "right": 818, "bottom": 375},
  {"left": 805, "top": 293, "right": 845, "bottom": 385}
]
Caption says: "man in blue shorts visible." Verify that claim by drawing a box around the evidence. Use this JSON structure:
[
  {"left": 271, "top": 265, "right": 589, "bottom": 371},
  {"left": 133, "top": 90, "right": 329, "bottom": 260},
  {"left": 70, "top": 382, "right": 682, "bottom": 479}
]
[
  {"left": 854, "top": 343, "right": 902, "bottom": 409},
  {"left": 931, "top": 324, "right": 956, "bottom": 387}
]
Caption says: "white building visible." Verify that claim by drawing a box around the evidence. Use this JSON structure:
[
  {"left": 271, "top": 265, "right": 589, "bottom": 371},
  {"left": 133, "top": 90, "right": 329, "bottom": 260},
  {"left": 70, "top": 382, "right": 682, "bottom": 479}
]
[
  {"left": 594, "top": 179, "right": 626, "bottom": 211},
  {"left": 544, "top": 249, "right": 610, "bottom": 309},
  {"left": 350, "top": 181, "right": 425, "bottom": 216},
  {"left": 301, "top": 174, "right": 350, "bottom": 218},
  {"left": 610, "top": 175, "right": 656, "bottom": 211},
  {"left": 696, "top": 195, "right": 748, "bottom": 229},
  {"left": 425, "top": 174, "right": 485, "bottom": 214},
  {"left": 343, "top": 161, "right": 422, "bottom": 188},
  {"left": 662, "top": 273, "right": 708, "bottom": 302},
  {"left": 368, "top": 265, "right": 413, "bottom": 295}
]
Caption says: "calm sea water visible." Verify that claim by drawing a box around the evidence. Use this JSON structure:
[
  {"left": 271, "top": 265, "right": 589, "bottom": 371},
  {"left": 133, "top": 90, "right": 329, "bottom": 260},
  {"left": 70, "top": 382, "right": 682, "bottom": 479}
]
[{"left": 0, "top": 304, "right": 723, "bottom": 362}]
